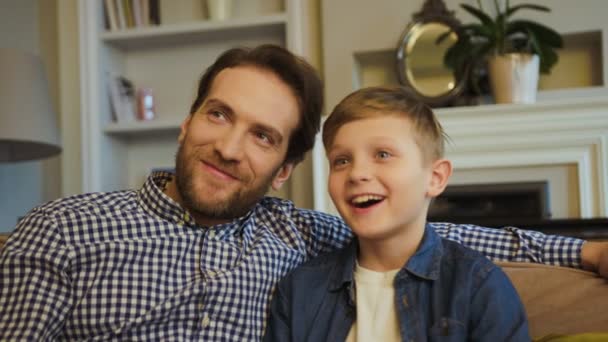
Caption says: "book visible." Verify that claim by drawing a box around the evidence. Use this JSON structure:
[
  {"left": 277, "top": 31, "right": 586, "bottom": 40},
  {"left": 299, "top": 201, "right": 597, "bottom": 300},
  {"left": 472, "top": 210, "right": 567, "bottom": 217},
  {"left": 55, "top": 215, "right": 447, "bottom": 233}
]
[
  {"left": 132, "top": 0, "right": 143, "bottom": 27},
  {"left": 124, "top": 0, "right": 135, "bottom": 28},
  {"left": 115, "top": 0, "right": 126, "bottom": 29},
  {"left": 140, "top": 0, "right": 150, "bottom": 26},
  {"left": 103, "top": 0, "right": 119, "bottom": 31},
  {"left": 149, "top": 0, "right": 160, "bottom": 25}
]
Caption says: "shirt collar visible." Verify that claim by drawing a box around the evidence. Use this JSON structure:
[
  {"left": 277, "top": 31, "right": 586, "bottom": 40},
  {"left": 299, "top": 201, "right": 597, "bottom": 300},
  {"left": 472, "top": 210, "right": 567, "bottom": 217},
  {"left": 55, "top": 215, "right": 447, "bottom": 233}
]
[
  {"left": 138, "top": 171, "right": 257, "bottom": 233},
  {"left": 328, "top": 240, "right": 357, "bottom": 292},
  {"left": 400, "top": 224, "right": 444, "bottom": 281},
  {"left": 328, "top": 224, "right": 444, "bottom": 291},
  {"left": 138, "top": 171, "right": 191, "bottom": 225}
]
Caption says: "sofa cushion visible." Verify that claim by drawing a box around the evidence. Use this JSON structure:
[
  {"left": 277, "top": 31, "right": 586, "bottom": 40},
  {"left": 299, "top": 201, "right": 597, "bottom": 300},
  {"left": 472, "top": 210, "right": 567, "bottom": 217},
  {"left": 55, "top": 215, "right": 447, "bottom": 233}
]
[{"left": 497, "top": 261, "right": 608, "bottom": 338}]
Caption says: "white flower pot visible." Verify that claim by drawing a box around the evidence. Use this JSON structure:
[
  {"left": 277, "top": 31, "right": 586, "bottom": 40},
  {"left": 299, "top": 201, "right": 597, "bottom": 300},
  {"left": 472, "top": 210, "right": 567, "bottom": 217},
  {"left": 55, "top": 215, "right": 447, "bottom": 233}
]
[{"left": 488, "top": 53, "right": 540, "bottom": 104}]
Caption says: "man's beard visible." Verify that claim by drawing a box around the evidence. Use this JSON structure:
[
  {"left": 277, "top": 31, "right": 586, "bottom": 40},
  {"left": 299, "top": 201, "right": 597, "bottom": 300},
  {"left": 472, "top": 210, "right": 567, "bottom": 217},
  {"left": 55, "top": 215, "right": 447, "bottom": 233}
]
[{"left": 174, "top": 144, "right": 277, "bottom": 222}]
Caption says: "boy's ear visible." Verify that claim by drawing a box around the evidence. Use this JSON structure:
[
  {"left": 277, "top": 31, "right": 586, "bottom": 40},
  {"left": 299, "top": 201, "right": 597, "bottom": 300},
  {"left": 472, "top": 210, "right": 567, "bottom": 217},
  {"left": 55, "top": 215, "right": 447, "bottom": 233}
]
[
  {"left": 271, "top": 162, "right": 295, "bottom": 191},
  {"left": 427, "top": 159, "right": 452, "bottom": 198}
]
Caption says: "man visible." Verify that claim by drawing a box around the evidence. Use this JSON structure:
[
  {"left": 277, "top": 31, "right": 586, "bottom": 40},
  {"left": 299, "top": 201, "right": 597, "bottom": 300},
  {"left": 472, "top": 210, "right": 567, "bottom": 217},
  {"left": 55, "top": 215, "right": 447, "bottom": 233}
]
[{"left": 1, "top": 45, "right": 606, "bottom": 341}]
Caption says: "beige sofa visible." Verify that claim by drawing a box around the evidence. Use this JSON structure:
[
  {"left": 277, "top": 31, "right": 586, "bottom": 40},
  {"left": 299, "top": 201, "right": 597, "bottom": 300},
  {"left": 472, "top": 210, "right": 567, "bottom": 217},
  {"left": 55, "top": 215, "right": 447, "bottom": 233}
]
[
  {"left": 497, "top": 261, "right": 608, "bottom": 339},
  {"left": 0, "top": 235, "right": 606, "bottom": 337}
]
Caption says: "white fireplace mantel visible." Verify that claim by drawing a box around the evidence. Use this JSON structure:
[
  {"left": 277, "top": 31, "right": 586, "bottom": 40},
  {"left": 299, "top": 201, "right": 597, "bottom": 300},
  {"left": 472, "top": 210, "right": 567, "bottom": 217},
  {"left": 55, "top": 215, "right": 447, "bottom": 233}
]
[{"left": 312, "top": 97, "right": 608, "bottom": 218}]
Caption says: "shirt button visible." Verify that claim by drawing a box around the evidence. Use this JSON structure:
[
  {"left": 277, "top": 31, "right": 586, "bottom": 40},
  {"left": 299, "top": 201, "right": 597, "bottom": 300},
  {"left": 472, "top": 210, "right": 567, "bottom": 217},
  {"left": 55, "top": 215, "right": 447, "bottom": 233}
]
[
  {"left": 207, "top": 270, "right": 217, "bottom": 277},
  {"left": 402, "top": 295, "right": 409, "bottom": 307},
  {"left": 202, "top": 314, "right": 211, "bottom": 328},
  {"left": 208, "top": 230, "right": 216, "bottom": 239}
]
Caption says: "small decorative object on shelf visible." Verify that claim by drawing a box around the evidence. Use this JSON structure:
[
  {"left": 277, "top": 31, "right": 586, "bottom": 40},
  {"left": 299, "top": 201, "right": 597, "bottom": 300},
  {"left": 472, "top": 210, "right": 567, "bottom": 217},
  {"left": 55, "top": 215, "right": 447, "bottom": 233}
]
[
  {"left": 395, "top": 0, "right": 467, "bottom": 108},
  {"left": 137, "top": 88, "right": 156, "bottom": 121},
  {"left": 441, "top": 0, "right": 563, "bottom": 104},
  {"left": 106, "top": 72, "right": 136, "bottom": 123},
  {"left": 206, "top": 0, "right": 233, "bottom": 21}
]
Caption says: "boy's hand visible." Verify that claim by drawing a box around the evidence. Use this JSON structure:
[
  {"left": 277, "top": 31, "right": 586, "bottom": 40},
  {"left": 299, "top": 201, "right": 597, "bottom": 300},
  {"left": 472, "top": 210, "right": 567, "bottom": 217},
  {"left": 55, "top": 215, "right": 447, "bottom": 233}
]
[{"left": 581, "top": 241, "right": 608, "bottom": 279}]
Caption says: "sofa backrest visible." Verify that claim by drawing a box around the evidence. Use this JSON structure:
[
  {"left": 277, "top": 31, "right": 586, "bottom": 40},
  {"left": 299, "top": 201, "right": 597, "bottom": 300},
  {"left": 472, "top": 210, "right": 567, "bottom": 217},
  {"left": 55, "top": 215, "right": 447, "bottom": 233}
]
[{"left": 497, "top": 261, "right": 608, "bottom": 338}]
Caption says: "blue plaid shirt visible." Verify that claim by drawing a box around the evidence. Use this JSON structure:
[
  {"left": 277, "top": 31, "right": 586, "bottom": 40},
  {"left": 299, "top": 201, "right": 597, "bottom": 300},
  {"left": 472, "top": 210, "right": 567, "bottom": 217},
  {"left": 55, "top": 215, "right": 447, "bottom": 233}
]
[{"left": 0, "top": 172, "right": 583, "bottom": 341}]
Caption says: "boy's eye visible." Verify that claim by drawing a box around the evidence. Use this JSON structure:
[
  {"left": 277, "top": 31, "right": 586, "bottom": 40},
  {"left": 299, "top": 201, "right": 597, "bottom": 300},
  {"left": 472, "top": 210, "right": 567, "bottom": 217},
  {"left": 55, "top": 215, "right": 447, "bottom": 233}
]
[
  {"left": 377, "top": 151, "right": 391, "bottom": 159},
  {"left": 332, "top": 157, "right": 349, "bottom": 168}
]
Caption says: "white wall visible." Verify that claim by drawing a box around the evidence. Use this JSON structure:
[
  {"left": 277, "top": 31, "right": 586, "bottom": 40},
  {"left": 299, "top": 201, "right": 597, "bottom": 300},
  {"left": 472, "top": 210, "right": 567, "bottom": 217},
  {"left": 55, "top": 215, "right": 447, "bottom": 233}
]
[
  {"left": 317, "top": 0, "right": 608, "bottom": 218},
  {"left": 0, "top": 0, "right": 62, "bottom": 232}
]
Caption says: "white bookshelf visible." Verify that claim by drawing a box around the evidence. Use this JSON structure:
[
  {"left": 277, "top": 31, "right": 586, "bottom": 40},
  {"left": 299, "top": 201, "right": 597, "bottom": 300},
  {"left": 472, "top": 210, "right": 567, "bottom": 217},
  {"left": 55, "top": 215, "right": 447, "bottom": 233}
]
[{"left": 79, "top": 0, "right": 312, "bottom": 193}]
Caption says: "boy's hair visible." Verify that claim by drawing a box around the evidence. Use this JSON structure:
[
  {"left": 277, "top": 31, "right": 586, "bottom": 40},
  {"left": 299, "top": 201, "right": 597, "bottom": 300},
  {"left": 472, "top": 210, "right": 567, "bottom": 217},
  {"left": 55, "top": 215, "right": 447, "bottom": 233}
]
[
  {"left": 190, "top": 45, "right": 324, "bottom": 165},
  {"left": 322, "top": 86, "right": 446, "bottom": 163}
]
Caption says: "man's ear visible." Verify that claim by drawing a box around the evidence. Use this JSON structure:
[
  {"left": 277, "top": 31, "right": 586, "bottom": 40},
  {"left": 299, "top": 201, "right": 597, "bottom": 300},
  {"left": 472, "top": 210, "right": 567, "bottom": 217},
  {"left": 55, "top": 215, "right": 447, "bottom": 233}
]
[
  {"left": 427, "top": 159, "right": 452, "bottom": 198},
  {"left": 271, "top": 162, "right": 295, "bottom": 191},
  {"left": 178, "top": 116, "right": 192, "bottom": 144}
]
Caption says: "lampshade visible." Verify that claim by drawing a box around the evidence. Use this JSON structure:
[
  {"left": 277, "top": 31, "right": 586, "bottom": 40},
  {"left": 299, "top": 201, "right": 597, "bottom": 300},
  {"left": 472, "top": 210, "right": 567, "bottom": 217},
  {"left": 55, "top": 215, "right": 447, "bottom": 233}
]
[{"left": 0, "top": 48, "right": 61, "bottom": 162}]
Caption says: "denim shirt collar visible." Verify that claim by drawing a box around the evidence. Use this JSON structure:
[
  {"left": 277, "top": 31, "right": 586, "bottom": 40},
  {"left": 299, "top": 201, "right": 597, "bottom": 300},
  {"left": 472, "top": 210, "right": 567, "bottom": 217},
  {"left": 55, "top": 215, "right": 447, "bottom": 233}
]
[{"left": 328, "top": 224, "right": 444, "bottom": 291}]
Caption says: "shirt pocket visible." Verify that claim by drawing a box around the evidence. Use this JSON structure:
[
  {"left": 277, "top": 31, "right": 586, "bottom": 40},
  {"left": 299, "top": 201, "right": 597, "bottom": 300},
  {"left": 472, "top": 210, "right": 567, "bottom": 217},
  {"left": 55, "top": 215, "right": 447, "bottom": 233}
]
[{"left": 428, "top": 317, "right": 466, "bottom": 340}]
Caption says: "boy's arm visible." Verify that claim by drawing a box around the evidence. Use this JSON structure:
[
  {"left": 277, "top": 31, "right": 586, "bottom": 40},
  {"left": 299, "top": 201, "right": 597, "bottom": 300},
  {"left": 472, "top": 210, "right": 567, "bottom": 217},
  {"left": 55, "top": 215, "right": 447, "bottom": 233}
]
[
  {"left": 432, "top": 222, "right": 583, "bottom": 267},
  {"left": 262, "top": 282, "right": 292, "bottom": 342},
  {"left": 469, "top": 266, "right": 530, "bottom": 341},
  {"left": 0, "top": 211, "right": 74, "bottom": 340}
]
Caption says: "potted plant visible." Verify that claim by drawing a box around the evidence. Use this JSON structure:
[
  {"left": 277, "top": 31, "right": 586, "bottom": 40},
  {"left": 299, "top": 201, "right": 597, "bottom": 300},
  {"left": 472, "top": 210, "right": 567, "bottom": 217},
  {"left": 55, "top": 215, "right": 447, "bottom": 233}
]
[{"left": 441, "top": 0, "right": 563, "bottom": 104}]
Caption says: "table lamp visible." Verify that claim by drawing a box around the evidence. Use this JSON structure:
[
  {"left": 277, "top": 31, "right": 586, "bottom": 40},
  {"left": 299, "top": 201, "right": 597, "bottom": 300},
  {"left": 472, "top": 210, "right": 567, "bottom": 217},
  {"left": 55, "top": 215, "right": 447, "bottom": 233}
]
[{"left": 0, "top": 48, "right": 61, "bottom": 162}]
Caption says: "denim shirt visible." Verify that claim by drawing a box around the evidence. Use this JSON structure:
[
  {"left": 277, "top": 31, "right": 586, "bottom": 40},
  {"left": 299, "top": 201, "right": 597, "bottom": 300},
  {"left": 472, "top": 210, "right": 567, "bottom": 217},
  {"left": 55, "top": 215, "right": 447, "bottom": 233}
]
[{"left": 264, "top": 224, "right": 530, "bottom": 341}]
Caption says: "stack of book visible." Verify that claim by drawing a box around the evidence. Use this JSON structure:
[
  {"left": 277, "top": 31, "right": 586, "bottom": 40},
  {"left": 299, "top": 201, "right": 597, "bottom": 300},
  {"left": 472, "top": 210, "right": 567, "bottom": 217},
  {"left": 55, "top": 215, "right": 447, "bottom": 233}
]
[{"left": 103, "top": 0, "right": 161, "bottom": 31}]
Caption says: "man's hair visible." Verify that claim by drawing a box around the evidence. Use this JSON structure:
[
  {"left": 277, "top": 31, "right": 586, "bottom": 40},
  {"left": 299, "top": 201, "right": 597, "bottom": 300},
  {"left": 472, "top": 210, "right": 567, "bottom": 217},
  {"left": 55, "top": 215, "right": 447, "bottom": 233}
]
[
  {"left": 189, "top": 45, "right": 323, "bottom": 165},
  {"left": 322, "top": 86, "right": 447, "bottom": 163}
]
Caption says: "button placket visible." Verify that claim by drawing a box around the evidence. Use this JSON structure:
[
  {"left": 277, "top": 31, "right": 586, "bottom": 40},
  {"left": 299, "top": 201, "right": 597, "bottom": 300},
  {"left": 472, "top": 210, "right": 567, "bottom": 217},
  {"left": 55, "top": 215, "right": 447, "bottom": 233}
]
[{"left": 201, "top": 313, "right": 211, "bottom": 328}]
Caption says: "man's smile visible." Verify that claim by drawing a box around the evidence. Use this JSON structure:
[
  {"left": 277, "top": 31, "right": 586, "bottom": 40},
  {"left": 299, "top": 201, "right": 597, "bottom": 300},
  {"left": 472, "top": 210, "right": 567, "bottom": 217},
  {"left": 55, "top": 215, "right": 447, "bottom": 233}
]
[{"left": 201, "top": 159, "right": 240, "bottom": 181}]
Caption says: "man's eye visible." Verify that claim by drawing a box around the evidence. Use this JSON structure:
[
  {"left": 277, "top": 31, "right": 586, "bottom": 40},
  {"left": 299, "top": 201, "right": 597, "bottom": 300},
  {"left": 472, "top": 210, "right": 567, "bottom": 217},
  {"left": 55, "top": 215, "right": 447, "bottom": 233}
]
[
  {"left": 208, "top": 110, "right": 226, "bottom": 120},
  {"left": 255, "top": 132, "right": 273, "bottom": 145}
]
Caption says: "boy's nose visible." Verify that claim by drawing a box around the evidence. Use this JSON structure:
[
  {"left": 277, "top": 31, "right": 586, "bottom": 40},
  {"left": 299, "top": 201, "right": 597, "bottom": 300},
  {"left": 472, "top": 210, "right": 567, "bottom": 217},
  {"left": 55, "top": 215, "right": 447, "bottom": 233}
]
[
  {"left": 348, "top": 159, "right": 372, "bottom": 183},
  {"left": 215, "top": 129, "right": 245, "bottom": 162}
]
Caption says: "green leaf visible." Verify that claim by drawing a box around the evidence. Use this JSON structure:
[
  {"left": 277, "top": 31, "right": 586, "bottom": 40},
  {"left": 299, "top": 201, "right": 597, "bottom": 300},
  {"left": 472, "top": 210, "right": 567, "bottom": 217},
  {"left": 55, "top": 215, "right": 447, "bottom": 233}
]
[
  {"left": 507, "top": 20, "right": 563, "bottom": 48},
  {"left": 505, "top": 4, "right": 550, "bottom": 18},
  {"left": 460, "top": 23, "right": 495, "bottom": 41},
  {"left": 539, "top": 43, "right": 559, "bottom": 74},
  {"left": 461, "top": 3, "right": 495, "bottom": 28},
  {"left": 525, "top": 29, "right": 559, "bottom": 73},
  {"left": 435, "top": 29, "right": 455, "bottom": 45}
]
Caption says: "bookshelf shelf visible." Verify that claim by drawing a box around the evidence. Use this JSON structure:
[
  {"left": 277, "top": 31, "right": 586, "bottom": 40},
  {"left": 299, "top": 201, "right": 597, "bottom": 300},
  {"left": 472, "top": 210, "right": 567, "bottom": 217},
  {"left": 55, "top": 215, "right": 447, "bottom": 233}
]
[
  {"left": 104, "top": 118, "right": 181, "bottom": 135},
  {"left": 100, "top": 13, "right": 288, "bottom": 49}
]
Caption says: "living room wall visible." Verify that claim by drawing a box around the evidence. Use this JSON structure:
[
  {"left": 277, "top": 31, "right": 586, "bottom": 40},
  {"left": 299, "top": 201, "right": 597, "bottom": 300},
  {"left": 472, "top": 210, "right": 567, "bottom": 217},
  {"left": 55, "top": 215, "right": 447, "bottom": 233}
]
[{"left": 0, "top": 0, "right": 60, "bottom": 231}]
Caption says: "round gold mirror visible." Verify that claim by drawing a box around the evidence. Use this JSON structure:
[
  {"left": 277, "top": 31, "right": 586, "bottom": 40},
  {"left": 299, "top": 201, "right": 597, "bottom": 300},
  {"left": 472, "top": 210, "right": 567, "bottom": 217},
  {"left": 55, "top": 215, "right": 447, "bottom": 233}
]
[{"left": 396, "top": 0, "right": 466, "bottom": 106}]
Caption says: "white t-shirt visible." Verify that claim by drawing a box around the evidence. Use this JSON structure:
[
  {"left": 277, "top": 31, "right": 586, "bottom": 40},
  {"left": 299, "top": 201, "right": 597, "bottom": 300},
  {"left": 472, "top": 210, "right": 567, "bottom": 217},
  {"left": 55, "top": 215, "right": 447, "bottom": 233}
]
[{"left": 345, "top": 263, "right": 402, "bottom": 342}]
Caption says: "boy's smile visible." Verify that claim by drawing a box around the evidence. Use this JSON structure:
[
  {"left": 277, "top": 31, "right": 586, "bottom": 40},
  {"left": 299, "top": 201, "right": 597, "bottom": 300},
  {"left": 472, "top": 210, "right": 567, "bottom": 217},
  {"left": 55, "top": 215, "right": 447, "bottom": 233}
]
[{"left": 327, "top": 115, "right": 438, "bottom": 245}]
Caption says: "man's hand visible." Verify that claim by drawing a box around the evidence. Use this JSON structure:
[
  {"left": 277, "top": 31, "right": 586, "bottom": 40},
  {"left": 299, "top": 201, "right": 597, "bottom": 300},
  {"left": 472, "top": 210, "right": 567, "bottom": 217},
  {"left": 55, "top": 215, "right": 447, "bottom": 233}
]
[{"left": 581, "top": 241, "right": 608, "bottom": 279}]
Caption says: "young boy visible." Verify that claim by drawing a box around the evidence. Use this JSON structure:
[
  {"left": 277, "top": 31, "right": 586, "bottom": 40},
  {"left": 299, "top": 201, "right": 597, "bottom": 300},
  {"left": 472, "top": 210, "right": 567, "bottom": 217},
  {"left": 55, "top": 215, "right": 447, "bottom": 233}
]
[{"left": 263, "top": 86, "right": 529, "bottom": 341}]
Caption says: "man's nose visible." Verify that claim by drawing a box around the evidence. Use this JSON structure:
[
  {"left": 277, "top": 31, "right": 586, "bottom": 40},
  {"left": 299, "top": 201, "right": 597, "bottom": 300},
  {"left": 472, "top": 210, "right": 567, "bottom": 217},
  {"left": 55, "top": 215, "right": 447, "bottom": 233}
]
[{"left": 215, "top": 128, "right": 245, "bottom": 162}]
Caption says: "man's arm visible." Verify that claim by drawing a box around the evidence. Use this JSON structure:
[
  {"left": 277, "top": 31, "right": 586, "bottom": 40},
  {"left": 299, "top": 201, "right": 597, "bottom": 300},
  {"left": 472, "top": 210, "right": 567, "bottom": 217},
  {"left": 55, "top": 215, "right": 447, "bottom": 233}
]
[
  {"left": 581, "top": 241, "right": 608, "bottom": 278},
  {"left": 0, "top": 211, "right": 73, "bottom": 340},
  {"left": 431, "top": 222, "right": 583, "bottom": 267}
]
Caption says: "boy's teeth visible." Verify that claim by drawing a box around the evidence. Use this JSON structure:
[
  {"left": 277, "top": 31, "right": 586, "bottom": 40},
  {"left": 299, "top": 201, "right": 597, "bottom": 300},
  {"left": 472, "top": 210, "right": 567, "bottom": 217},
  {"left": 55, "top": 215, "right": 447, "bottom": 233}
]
[{"left": 351, "top": 195, "right": 383, "bottom": 204}]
